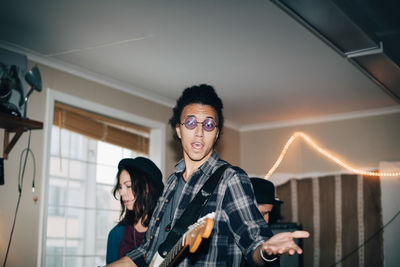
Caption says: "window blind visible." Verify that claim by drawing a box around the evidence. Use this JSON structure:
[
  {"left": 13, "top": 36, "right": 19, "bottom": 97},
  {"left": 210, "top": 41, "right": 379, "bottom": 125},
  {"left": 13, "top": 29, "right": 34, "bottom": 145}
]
[{"left": 53, "top": 102, "right": 150, "bottom": 154}]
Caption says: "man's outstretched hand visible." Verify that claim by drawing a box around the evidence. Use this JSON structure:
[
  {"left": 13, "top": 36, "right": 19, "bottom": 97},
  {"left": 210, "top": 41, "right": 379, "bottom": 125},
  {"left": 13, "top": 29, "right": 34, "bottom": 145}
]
[{"left": 262, "top": 230, "right": 310, "bottom": 256}]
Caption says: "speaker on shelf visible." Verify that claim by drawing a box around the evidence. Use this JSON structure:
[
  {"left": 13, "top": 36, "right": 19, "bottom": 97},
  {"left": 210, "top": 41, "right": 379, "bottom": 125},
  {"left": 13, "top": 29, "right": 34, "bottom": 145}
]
[{"left": 0, "top": 48, "right": 28, "bottom": 117}]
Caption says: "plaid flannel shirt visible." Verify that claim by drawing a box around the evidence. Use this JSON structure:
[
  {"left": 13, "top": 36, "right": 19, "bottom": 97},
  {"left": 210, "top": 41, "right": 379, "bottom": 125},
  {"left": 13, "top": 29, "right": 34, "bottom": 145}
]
[{"left": 126, "top": 150, "right": 273, "bottom": 266}]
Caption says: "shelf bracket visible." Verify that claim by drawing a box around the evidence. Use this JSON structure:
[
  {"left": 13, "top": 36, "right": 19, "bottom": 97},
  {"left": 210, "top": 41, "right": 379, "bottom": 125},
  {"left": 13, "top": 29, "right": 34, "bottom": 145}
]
[{"left": 3, "top": 128, "right": 25, "bottom": 159}]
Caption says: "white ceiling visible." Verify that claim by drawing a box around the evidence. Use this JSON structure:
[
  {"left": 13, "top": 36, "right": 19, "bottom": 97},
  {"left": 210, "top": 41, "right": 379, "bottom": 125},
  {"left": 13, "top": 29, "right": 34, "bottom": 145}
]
[{"left": 1, "top": 0, "right": 398, "bottom": 130}]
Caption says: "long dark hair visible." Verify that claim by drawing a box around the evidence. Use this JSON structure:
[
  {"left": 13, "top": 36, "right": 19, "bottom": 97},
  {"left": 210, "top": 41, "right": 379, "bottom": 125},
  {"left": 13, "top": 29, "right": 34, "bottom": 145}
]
[{"left": 112, "top": 167, "right": 161, "bottom": 227}]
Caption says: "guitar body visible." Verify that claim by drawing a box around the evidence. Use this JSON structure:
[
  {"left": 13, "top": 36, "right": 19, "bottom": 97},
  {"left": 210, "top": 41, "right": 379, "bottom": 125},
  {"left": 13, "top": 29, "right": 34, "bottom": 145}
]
[{"left": 149, "top": 213, "right": 215, "bottom": 267}]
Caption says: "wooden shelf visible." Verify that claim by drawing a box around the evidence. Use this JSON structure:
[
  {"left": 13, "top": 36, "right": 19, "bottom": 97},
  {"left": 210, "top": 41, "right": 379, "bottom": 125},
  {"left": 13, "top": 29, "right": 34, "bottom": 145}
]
[{"left": 0, "top": 112, "right": 43, "bottom": 159}]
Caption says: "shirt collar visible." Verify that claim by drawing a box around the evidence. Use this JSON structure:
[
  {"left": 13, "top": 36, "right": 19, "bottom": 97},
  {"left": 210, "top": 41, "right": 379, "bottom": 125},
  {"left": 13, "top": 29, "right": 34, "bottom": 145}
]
[{"left": 173, "top": 150, "right": 220, "bottom": 176}]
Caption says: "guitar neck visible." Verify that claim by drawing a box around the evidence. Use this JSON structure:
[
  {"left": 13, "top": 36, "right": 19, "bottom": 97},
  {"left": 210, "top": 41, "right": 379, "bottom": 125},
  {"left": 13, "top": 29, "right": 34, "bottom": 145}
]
[
  {"left": 159, "top": 236, "right": 186, "bottom": 267},
  {"left": 150, "top": 213, "right": 215, "bottom": 267}
]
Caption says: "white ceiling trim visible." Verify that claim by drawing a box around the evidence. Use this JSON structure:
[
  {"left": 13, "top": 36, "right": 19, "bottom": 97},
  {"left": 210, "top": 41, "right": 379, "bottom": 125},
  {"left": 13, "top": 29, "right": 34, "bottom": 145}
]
[
  {"left": 223, "top": 119, "right": 240, "bottom": 130},
  {"left": 0, "top": 42, "right": 175, "bottom": 108},
  {"left": 240, "top": 105, "right": 400, "bottom": 132}
]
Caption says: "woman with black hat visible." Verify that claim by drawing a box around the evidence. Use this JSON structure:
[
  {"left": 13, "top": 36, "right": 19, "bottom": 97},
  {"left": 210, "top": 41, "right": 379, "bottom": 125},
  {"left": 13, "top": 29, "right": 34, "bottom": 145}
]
[{"left": 106, "top": 157, "right": 164, "bottom": 264}]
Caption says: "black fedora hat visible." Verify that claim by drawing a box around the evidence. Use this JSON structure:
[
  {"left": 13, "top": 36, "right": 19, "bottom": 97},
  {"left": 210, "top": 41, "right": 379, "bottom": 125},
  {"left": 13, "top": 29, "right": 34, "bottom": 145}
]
[
  {"left": 250, "top": 177, "right": 280, "bottom": 205},
  {"left": 118, "top": 157, "right": 164, "bottom": 192}
]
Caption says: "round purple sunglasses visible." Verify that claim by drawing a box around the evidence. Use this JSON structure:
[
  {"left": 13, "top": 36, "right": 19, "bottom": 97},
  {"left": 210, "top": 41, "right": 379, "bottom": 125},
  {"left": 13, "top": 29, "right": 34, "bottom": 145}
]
[{"left": 181, "top": 116, "right": 218, "bottom": 132}]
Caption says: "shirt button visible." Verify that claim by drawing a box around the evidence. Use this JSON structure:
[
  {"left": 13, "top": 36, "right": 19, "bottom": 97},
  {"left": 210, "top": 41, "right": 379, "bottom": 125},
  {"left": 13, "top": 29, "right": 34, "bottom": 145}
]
[{"left": 165, "top": 199, "right": 169, "bottom": 203}]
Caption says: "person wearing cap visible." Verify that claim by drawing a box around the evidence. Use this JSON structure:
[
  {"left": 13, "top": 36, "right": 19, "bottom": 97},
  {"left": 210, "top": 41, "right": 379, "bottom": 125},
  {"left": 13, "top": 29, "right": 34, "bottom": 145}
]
[
  {"left": 249, "top": 178, "right": 281, "bottom": 267},
  {"left": 106, "top": 157, "right": 164, "bottom": 264},
  {"left": 250, "top": 177, "right": 280, "bottom": 224}
]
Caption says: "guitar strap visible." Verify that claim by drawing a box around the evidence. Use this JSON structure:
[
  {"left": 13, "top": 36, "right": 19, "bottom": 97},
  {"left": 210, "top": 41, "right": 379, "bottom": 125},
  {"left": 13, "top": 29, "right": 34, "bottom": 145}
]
[{"left": 157, "top": 163, "right": 230, "bottom": 257}]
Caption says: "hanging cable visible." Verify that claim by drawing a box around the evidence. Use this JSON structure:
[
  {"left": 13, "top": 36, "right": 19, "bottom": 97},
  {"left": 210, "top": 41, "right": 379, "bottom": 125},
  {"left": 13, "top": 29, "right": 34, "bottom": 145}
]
[{"left": 3, "top": 130, "right": 35, "bottom": 267}]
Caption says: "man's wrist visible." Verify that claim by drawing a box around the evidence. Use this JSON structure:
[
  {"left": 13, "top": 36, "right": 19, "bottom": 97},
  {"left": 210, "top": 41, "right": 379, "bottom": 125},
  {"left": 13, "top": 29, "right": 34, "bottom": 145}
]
[{"left": 259, "top": 249, "right": 278, "bottom": 262}]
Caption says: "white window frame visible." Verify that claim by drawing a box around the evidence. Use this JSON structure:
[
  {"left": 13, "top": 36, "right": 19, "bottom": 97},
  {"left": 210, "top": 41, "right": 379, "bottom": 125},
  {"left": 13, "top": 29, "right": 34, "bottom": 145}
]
[{"left": 37, "top": 88, "right": 166, "bottom": 266}]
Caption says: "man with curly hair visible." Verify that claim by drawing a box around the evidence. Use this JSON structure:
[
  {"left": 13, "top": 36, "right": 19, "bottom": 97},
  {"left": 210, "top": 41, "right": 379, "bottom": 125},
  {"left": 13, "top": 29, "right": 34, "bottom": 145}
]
[{"left": 107, "top": 84, "right": 309, "bottom": 266}]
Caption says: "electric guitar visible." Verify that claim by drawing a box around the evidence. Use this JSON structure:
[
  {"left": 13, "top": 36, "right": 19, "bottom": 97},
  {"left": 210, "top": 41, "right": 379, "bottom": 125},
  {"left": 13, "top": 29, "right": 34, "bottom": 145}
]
[{"left": 149, "top": 212, "right": 215, "bottom": 267}]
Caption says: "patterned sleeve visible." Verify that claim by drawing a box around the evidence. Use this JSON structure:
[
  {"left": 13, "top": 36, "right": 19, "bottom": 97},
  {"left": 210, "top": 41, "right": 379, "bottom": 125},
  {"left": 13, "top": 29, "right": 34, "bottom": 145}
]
[
  {"left": 124, "top": 240, "right": 148, "bottom": 266},
  {"left": 221, "top": 167, "right": 273, "bottom": 264}
]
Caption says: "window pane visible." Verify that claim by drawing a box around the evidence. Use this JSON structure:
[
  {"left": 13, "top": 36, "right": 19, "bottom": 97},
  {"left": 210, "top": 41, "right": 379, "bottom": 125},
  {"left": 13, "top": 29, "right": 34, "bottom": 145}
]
[
  {"left": 95, "top": 201, "right": 119, "bottom": 259},
  {"left": 46, "top": 239, "right": 64, "bottom": 267},
  {"left": 69, "top": 160, "right": 87, "bottom": 180},
  {"left": 122, "top": 148, "right": 134, "bottom": 158},
  {"left": 48, "top": 178, "right": 67, "bottom": 216},
  {"left": 49, "top": 157, "right": 69, "bottom": 177},
  {"left": 96, "top": 209, "right": 119, "bottom": 239},
  {"left": 47, "top": 215, "right": 66, "bottom": 237},
  {"left": 46, "top": 239, "right": 64, "bottom": 254},
  {"left": 61, "top": 128, "right": 71, "bottom": 158},
  {"left": 95, "top": 209, "right": 119, "bottom": 258},
  {"left": 45, "top": 124, "right": 149, "bottom": 267},
  {"left": 66, "top": 181, "right": 85, "bottom": 208},
  {"left": 95, "top": 256, "right": 106, "bottom": 267},
  {"left": 50, "top": 126, "right": 60, "bottom": 156},
  {"left": 66, "top": 207, "right": 85, "bottom": 240},
  {"left": 46, "top": 238, "right": 64, "bottom": 257},
  {"left": 95, "top": 237, "right": 107, "bottom": 257},
  {"left": 96, "top": 164, "right": 116, "bottom": 185},
  {"left": 96, "top": 184, "right": 119, "bottom": 210},
  {"left": 65, "top": 255, "right": 82, "bottom": 267},
  {"left": 97, "top": 141, "right": 122, "bottom": 166},
  {"left": 70, "top": 131, "right": 89, "bottom": 160},
  {"left": 46, "top": 253, "right": 63, "bottom": 267},
  {"left": 50, "top": 126, "right": 73, "bottom": 158}
]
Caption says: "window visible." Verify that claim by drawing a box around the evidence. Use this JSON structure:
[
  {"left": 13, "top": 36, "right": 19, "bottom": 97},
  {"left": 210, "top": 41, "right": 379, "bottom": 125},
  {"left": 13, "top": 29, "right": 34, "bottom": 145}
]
[{"left": 43, "top": 102, "right": 151, "bottom": 267}]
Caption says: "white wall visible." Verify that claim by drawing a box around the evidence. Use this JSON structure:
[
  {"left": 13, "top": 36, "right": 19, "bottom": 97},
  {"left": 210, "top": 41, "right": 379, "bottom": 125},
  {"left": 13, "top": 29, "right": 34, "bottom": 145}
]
[{"left": 379, "top": 161, "right": 400, "bottom": 267}]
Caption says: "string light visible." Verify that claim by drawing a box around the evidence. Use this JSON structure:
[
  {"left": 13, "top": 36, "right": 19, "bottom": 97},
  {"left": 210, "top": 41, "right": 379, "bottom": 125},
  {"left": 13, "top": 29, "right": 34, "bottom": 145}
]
[{"left": 264, "top": 131, "right": 400, "bottom": 179}]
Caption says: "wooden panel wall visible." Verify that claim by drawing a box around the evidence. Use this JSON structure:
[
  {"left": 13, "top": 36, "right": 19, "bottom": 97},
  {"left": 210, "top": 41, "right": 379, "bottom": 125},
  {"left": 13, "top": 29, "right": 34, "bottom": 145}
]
[{"left": 275, "top": 174, "right": 383, "bottom": 267}]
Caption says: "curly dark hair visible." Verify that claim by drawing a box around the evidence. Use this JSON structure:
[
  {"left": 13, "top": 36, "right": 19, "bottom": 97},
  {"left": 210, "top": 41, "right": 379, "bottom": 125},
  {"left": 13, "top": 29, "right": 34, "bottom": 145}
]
[
  {"left": 169, "top": 84, "right": 224, "bottom": 143},
  {"left": 112, "top": 167, "right": 162, "bottom": 227}
]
